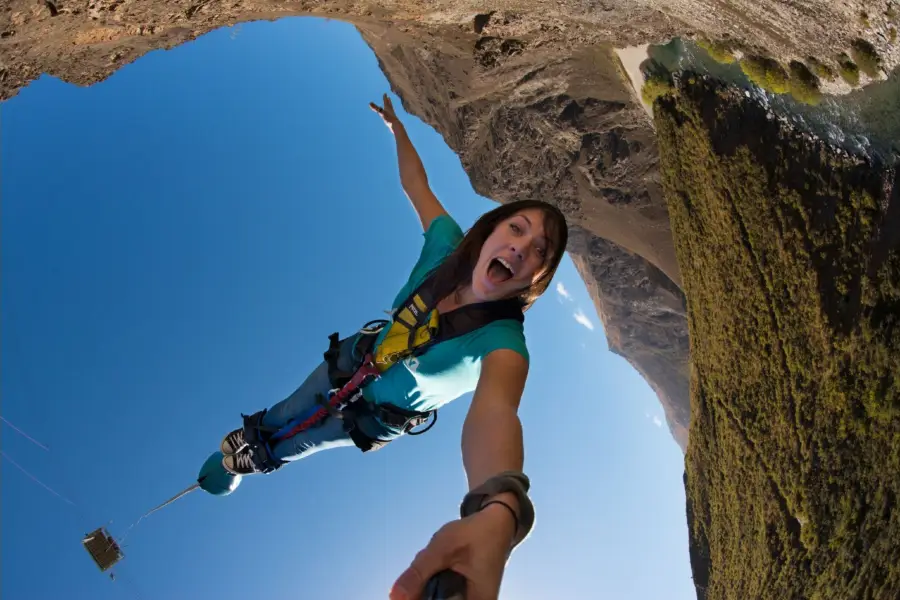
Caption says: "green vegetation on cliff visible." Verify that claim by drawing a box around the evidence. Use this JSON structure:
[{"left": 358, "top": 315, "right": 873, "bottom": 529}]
[
  {"left": 696, "top": 38, "right": 736, "bottom": 64},
  {"left": 640, "top": 58, "right": 676, "bottom": 106},
  {"left": 642, "top": 74, "right": 674, "bottom": 105},
  {"left": 740, "top": 56, "right": 790, "bottom": 94},
  {"left": 805, "top": 56, "right": 835, "bottom": 82},
  {"left": 739, "top": 56, "right": 823, "bottom": 105},
  {"left": 787, "top": 61, "right": 823, "bottom": 105},
  {"left": 850, "top": 39, "right": 883, "bottom": 78},
  {"left": 655, "top": 76, "right": 900, "bottom": 600},
  {"left": 838, "top": 53, "right": 861, "bottom": 86}
]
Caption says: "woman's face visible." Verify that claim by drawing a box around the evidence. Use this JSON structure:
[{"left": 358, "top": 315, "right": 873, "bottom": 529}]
[{"left": 470, "top": 208, "right": 552, "bottom": 302}]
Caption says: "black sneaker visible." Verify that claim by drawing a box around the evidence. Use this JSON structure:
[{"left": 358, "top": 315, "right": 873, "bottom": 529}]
[
  {"left": 220, "top": 428, "right": 247, "bottom": 456},
  {"left": 222, "top": 450, "right": 260, "bottom": 475}
]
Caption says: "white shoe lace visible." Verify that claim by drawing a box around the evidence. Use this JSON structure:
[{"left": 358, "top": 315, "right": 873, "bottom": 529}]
[
  {"left": 231, "top": 452, "right": 255, "bottom": 472},
  {"left": 226, "top": 430, "right": 246, "bottom": 451}
]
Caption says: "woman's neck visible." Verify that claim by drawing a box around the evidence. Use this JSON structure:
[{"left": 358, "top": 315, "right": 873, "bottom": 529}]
[{"left": 437, "top": 285, "right": 476, "bottom": 313}]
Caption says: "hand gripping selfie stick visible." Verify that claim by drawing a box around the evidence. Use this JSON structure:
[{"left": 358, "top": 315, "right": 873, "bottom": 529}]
[
  {"left": 423, "top": 570, "right": 468, "bottom": 600},
  {"left": 420, "top": 471, "right": 536, "bottom": 600}
]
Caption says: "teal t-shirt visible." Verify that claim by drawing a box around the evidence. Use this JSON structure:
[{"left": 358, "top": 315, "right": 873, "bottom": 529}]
[{"left": 361, "top": 214, "right": 529, "bottom": 414}]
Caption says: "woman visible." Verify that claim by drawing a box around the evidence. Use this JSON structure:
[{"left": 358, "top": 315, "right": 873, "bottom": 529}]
[{"left": 200, "top": 94, "right": 568, "bottom": 600}]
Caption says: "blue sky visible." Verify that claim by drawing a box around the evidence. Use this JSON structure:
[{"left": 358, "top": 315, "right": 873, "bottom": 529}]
[{"left": 1, "top": 18, "right": 693, "bottom": 600}]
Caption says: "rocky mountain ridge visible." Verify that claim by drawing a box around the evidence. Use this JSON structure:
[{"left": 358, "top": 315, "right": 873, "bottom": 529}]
[{"left": 4, "top": 0, "right": 893, "bottom": 450}]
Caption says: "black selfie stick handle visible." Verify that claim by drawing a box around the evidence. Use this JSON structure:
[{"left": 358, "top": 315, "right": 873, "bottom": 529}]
[{"left": 421, "top": 569, "right": 467, "bottom": 600}]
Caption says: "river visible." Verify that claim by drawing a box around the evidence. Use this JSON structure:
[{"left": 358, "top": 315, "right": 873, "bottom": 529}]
[{"left": 616, "top": 38, "right": 899, "bottom": 165}]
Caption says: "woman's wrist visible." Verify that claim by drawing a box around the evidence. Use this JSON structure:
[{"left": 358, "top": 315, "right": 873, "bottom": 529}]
[
  {"left": 392, "top": 120, "right": 408, "bottom": 138},
  {"left": 478, "top": 492, "right": 520, "bottom": 542}
]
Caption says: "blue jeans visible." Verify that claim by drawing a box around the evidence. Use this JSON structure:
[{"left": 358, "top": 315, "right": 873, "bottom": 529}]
[{"left": 261, "top": 333, "right": 400, "bottom": 462}]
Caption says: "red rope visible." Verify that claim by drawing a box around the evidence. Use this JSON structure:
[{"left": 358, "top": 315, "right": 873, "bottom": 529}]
[{"left": 271, "top": 356, "right": 381, "bottom": 442}]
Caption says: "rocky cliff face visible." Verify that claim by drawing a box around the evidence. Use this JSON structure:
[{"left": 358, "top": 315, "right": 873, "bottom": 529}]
[
  {"left": 2, "top": 0, "right": 891, "bottom": 451},
  {"left": 569, "top": 226, "right": 690, "bottom": 448},
  {"left": 354, "top": 18, "right": 691, "bottom": 450}
]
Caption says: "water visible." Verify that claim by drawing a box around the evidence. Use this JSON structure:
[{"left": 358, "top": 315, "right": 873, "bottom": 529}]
[{"left": 617, "top": 38, "right": 900, "bottom": 165}]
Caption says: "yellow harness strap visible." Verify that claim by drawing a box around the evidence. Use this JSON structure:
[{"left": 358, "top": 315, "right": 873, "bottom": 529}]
[
  {"left": 374, "top": 291, "right": 440, "bottom": 372},
  {"left": 370, "top": 271, "right": 523, "bottom": 375}
]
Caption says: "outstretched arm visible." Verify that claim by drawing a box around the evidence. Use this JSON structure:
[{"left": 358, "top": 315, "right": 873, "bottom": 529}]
[
  {"left": 371, "top": 94, "right": 449, "bottom": 231},
  {"left": 390, "top": 349, "right": 530, "bottom": 600},
  {"left": 461, "top": 349, "right": 527, "bottom": 519}
]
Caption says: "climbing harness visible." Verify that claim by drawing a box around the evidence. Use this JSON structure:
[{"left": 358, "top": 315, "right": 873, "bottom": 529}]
[{"left": 239, "top": 269, "right": 525, "bottom": 472}]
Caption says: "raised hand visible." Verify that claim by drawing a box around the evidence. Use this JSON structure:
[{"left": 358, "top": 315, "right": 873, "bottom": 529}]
[{"left": 370, "top": 93, "right": 403, "bottom": 133}]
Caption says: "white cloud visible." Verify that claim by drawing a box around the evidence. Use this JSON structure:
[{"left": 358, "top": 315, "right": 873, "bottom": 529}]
[
  {"left": 556, "top": 282, "right": 572, "bottom": 301},
  {"left": 573, "top": 308, "right": 594, "bottom": 331},
  {"left": 643, "top": 411, "right": 664, "bottom": 429}
]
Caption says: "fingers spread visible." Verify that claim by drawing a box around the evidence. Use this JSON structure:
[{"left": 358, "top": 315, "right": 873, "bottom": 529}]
[{"left": 384, "top": 94, "right": 396, "bottom": 112}]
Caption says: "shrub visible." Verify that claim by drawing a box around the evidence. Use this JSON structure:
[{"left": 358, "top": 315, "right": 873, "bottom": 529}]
[
  {"left": 890, "top": 27, "right": 897, "bottom": 43},
  {"left": 788, "top": 61, "right": 823, "bottom": 105},
  {"left": 805, "top": 56, "right": 836, "bottom": 81},
  {"left": 697, "top": 38, "right": 737, "bottom": 64},
  {"left": 850, "top": 39, "right": 882, "bottom": 77},
  {"left": 639, "top": 58, "right": 675, "bottom": 106},
  {"left": 859, "top": 11, "right": 870, "bottom": 27},
  {"left": 642, "top": 73, "right": 675, "bottom": 105},
  {"left": 837, "top": 53, "right": 861, "bottom": 86},
  {"left": 740, "top": 56, "right": 790, "bottom": 94}
]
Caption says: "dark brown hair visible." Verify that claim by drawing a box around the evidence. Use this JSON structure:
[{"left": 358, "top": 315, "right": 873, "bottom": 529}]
[{"left": 431, "top": 200, "right": 569, "bottom": 312}]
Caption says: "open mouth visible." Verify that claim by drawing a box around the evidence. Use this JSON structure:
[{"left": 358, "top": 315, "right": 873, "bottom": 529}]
[{"left": 487, "top": 257, "right": 514, "bottom": 283}]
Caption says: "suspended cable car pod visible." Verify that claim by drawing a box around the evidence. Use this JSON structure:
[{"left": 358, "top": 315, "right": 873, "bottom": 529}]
[
  {"left": 79, "top": 451, "right": 241, "bottom": 579},
  {"left": 82, "top": 527, "right": 123, "bottom": 572}
]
